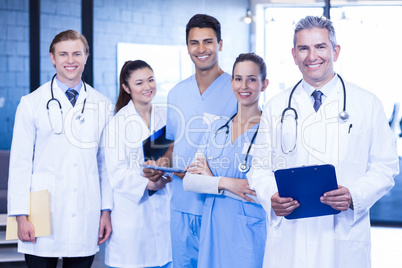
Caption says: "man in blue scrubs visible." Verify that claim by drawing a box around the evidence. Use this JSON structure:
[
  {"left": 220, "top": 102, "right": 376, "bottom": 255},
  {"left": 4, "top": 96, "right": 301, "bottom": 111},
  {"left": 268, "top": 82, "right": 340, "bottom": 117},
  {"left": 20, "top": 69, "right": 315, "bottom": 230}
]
[{"left": 157, "top": 14, "right": 237, "bottom": 267}]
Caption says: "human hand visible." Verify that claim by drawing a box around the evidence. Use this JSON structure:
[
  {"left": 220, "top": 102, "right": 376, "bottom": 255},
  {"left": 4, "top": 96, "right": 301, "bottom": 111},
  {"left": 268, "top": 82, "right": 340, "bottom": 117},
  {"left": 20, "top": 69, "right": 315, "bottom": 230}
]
[
  {"left": 147, "top": 175, "right": 172, "bottom": 191},
  {"left": 187, "top": 158, "right": 213, "bottom": 176},
  {"left": 320, "top": 185, "right": 352, "bottom": 211},
  {"left": 173, "top": 171, "right": 186, "bottom": 180},
  {"left": 219, "top": 177, "right": 256, "bottom": 203},
  {"left": 142, "top": 160, "right": 165, "bottom": 182},
  {"left": 16, "top": 215, "right": 35, "bottom": 243},
  {"left": 271, "top": 192, "right": 299, "bottom": 217},
  {"left": 98, "top": 210, "right": 112, "bottom": 245}
]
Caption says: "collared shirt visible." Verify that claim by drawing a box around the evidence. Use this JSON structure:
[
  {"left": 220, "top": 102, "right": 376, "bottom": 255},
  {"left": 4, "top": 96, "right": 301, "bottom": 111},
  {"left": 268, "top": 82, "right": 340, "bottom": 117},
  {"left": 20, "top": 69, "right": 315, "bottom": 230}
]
[
  {"left": 302, "top": 74, "right": 339, "bottom": 105},
  {"left": 55, "top": 77, "right": 82, "bottom": 96}
]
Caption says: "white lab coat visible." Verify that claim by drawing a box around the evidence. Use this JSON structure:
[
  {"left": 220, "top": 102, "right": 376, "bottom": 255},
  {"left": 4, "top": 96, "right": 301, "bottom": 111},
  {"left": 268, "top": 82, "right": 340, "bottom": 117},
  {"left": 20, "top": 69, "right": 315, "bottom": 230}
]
[
  {"left": 103, "top": 101, "right": 172, "bottom": 267},
  {"left": 8, "top": 80, "right": 113, "bottom": 257},
  {"left": 248, "top": 78, "right": 399, "bottom": 268}
]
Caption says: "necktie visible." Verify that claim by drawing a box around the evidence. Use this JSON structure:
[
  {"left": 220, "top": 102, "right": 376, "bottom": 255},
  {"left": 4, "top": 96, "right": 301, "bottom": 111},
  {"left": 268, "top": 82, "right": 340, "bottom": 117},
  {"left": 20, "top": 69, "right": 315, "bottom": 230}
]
[
  {"left": 66, "top": 89, "right": 78, "bottom": 107},
  {"left": 312, "top": 90, "right": 323, "bottom": 112}
]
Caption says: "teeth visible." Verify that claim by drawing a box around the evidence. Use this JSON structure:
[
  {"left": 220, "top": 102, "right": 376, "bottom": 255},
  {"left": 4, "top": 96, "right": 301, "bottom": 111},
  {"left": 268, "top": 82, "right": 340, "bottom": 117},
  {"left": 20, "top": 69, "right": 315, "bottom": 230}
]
[
  {"left": 307, "top": 64, "right": 321, "bottom": 67},
  {"left": 65, "top": 67, "right": 76, "bottom": 70},
  {"left": 198, "top": 55, "right": 209, "bottom": 59},
  {"left": 240, "top": 92, "right": 251, "bottom": 96}
]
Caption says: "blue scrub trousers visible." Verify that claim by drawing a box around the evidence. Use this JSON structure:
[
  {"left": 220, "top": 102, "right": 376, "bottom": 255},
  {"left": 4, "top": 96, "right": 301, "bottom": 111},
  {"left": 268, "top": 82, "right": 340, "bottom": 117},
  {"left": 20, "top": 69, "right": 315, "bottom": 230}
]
[
  {"left": 110, "top": 263, "right": 171, "bottom": 268},
  {"left": 170, "top": 209, "right": 202, "bottom": 268}
]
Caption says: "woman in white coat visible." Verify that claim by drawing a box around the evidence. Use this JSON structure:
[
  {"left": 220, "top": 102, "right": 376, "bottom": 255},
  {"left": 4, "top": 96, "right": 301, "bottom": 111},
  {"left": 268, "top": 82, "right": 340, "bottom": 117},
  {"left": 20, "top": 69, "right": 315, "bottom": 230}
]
[
  {"left": 248, "top": 16, "right": 399, "bottom": 268},
  {"left": 104, "top": 60, "right": 172, "bottom": 268}
]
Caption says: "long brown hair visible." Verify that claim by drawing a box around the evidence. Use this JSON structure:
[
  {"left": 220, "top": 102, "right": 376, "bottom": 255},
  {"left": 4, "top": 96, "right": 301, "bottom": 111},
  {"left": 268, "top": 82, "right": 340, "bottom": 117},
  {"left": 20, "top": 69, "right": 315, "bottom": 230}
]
[{"left": 115, "top": 60, "right": 154, "bottom": 113}]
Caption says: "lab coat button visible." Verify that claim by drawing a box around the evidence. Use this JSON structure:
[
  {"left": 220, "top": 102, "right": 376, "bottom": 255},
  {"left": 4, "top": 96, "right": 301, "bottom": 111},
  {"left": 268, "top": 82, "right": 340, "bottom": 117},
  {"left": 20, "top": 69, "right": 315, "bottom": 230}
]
[
  {"left": 73, "top": 163, "right": 78, "bottom": 167},
  {"left": 72, "top": 213, "right": 76, "bottom": 217}
]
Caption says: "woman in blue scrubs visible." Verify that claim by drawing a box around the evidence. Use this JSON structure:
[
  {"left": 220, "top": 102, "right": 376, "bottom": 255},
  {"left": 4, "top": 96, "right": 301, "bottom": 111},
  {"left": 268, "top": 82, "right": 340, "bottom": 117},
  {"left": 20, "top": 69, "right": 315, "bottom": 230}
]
[{"left": 183, "top": 53, "right": 269, "bottom": 268}]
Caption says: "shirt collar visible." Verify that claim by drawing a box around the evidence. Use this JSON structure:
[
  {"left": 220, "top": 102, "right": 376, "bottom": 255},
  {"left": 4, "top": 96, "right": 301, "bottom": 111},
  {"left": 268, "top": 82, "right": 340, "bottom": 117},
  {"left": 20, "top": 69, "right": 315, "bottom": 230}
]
[
  {"left": 302, "top": 74, "right": 339, "bottom": 98},
  {"left": 55, "top": 77, "right": 82, "bottom": 94}
]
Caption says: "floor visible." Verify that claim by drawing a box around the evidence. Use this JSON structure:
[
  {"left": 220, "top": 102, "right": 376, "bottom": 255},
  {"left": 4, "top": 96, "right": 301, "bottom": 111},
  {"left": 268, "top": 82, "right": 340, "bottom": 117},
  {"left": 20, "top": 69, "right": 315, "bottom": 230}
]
[
  {"left": 0, "top": 226, "right": 400, "bottom": 267},
  {"left": 371, "top": 226, "right": 402, "bottom": 268},
  {"left": 93, "top": 226, "right": 402, "bottom": 268}
]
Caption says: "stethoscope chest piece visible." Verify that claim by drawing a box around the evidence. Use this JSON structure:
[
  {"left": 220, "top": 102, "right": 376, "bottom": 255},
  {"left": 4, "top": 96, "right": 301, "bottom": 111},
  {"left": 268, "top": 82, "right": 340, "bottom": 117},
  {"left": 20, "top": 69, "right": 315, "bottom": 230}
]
[
  {"left": 238, "top": 163, "right": 250, "bottom": 173},
  {"left": 76, "top": 114, "right": 85, "bottom": 124},
  {"left": 338, "top": 111, "right": 349, "bottom": 123}
]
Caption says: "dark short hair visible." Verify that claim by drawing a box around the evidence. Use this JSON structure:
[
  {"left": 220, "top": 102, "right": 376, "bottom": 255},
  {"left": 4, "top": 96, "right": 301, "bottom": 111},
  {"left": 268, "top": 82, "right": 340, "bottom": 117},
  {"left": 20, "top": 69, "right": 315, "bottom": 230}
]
[
  {"left": 293, "top": 16, "right": 337, "bottom": 49},
  {"left": 49, "top": 30, "right": 89, "bottom": 55},
  {"left": 232, "top": 53, "right": 267, "bottom": 82},
  {"left": 185, "top": 14, "right": 221, "bottom": 44},
  {"left": 115, "top": 60, "right": 154, "bottom": 113}
]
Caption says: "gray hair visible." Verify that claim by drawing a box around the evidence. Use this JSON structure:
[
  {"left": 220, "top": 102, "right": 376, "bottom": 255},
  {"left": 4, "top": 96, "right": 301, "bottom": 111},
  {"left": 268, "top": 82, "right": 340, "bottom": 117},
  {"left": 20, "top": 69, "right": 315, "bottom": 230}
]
[{"left": 293, "top": 16, "right": 337, "bottom": 49}]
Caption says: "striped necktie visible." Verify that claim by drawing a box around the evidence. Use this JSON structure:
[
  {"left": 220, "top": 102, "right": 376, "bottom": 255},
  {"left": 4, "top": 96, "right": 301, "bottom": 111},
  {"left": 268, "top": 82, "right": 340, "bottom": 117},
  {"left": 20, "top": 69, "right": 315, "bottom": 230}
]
[
  {"left": 66, "top": 89, "right": 78, "bottom": 106},
  {"left": 312, "top": 90, "right": 323, "bottom": 112}
]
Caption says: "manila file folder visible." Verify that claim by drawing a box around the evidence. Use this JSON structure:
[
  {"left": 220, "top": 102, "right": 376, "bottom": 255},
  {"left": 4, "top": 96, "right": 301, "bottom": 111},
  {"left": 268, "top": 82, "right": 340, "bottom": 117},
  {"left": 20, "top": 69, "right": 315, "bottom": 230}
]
[{"left": 6, "top": 189, "right": 51, "bottom": 240}]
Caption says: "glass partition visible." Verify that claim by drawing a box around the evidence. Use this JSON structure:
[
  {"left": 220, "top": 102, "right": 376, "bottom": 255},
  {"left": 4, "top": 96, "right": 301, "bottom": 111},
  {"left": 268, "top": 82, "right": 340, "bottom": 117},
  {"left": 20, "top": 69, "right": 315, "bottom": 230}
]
[{"left": 257, "top": 3, "right": 402, "bottom": 225}]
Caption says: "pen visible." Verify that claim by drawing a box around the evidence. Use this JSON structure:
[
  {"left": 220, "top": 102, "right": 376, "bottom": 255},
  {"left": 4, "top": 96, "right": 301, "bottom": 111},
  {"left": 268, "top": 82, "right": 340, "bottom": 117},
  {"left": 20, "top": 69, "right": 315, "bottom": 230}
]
[{"left": 348, "top": 124, "right": 353, "bottom": 134}]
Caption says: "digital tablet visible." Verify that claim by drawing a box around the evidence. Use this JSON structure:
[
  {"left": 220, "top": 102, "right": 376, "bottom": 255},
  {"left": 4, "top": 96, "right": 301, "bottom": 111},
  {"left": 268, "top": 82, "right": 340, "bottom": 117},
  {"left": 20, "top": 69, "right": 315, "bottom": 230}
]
[
  {"left": 142, "top": 126, "right": 172, "bottom": 161},
  {"left": 274, "top": 164, "right": 340, "bottom": 220},
  {"left": 140, "top": 164, "right": 186, "bottom": 174}
]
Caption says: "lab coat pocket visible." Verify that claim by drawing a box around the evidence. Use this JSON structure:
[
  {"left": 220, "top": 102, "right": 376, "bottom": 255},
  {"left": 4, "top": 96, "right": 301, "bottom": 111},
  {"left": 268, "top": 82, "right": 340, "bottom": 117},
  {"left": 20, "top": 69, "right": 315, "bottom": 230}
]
[
  {"left": 31, "top": 173, "right": 55, "bottom": 193},
  {"left": 30, "top": 173, "right": 55, "bottom": 217},
  {"left": 339, "top": 123, "right": 370, "bottom": 164}
]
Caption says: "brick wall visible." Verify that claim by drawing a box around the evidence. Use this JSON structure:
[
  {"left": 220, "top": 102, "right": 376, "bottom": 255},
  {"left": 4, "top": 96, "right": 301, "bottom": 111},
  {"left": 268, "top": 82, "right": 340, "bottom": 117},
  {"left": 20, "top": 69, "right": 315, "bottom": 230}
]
[
  {"left": 0, "top": 0, "right": 29, "bottom": 150},
  {"left": 0, "top": 0, "right": 249, "bottom": 150}
]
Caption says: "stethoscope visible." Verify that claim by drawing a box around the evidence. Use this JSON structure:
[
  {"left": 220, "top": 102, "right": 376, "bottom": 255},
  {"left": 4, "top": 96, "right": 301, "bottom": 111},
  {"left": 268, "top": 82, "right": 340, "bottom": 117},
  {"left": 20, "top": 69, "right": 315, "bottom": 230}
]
[
  {"left": 280, "top": 74, "right": 349, "bottom": 154},
  {"left": 46, "top": 74, "right": 87, "bottom": 134},
  {"left": 205, "top": 113, "right": 259, "bottom": 173}
]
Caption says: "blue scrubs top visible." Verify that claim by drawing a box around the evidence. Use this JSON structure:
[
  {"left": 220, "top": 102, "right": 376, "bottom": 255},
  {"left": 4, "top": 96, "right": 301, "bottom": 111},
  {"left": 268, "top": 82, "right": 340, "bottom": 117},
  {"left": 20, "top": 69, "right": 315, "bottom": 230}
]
[
  {"left": 198, "top": 118, "right": 267, "bottom": 268},
  {"left": 166, "top": 73, "right": 238, "bottom": 216}
]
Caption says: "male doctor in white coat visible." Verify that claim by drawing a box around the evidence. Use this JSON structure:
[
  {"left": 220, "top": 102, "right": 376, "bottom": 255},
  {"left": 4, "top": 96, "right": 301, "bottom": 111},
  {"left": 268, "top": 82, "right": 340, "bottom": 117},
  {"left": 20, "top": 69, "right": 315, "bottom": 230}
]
[
  {"left": 7, "top": 30, "right": 112, "bottom": 268},
  {"left": 248, "top": 16, "right": 399, "bottom": 268}
]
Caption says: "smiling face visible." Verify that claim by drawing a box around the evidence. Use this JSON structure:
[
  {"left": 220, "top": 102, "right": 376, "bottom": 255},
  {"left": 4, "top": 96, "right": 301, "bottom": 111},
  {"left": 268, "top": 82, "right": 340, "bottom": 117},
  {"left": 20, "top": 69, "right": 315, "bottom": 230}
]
[
  {"left": 50, "top": 39, "right": 88, "bottom": 88},
  {"left": 122, "top": 67, "right": 156, "bottom": 107},
  {"left": 231, "top": 61, "right": 268, "bottom": 108},
  {"left": 292, "top": 27, "right": 340, "bottom": 89},
  {"left": 187, "top": 27, "right": 222, "bottom": 72}
]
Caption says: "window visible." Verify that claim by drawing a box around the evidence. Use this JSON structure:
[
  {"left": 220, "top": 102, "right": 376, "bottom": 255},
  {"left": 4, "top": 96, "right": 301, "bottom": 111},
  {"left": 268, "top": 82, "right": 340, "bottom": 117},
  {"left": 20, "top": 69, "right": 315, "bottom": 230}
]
[{"left": 256, "top": 2, "right": 402, "bottom": 225}]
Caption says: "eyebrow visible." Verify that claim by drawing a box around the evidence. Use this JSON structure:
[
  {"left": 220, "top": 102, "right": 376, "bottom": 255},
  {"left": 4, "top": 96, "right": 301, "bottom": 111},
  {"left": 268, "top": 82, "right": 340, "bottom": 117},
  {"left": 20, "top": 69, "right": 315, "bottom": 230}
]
[
  {"left": 234, "top": 74, "right": 257, "bottom": 78},
  {"left": 189, "top": 38, "right": 214, "bottom": 43},
  {"left": 57, "top": 51, "right": 82, "bottom": 54},
  {"left": 135, "top": 76, "right": 154, "bottom": 82}
]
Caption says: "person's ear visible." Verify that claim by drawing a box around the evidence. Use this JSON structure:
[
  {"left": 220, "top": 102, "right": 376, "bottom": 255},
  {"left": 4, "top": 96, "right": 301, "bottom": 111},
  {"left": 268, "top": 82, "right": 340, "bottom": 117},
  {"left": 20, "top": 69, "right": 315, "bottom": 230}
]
[
  {"left": 333, "top": 44, "right": 341, "bottom": 62},
  {"left": 261, "top": 79, "right": 269, "bottom": 92},
  {"left": 122, "top": 84, "right": 131, "bottom": 95}
]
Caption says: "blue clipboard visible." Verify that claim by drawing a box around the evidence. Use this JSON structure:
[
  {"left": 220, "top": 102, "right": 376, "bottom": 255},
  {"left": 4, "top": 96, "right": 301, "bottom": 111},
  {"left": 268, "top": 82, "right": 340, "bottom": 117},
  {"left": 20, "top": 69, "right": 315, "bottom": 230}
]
[{"left": 274, "top": 164, "right": 340, "bottom": 220}]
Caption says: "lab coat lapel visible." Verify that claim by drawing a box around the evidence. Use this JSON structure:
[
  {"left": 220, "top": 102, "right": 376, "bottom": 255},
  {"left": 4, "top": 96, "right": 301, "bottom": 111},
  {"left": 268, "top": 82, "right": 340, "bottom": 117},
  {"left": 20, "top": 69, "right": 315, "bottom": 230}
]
[
  {"left": 52, "top": 82, "right": 72, "bottom": 110},
  {"left": 128, "top": 101, "right": 151, "bottom": 142},
  {"left": 75, "top": 83, "right": 88, "bottom": 107},
  {"left": 321, "top": 79, "right": 343, "bottom": 119},
  {"left": 292, "top": 84, "right": 314, "bottom": 115},
  {"left": 150, "top": 105, "right": 165, "bottom": 133}
]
